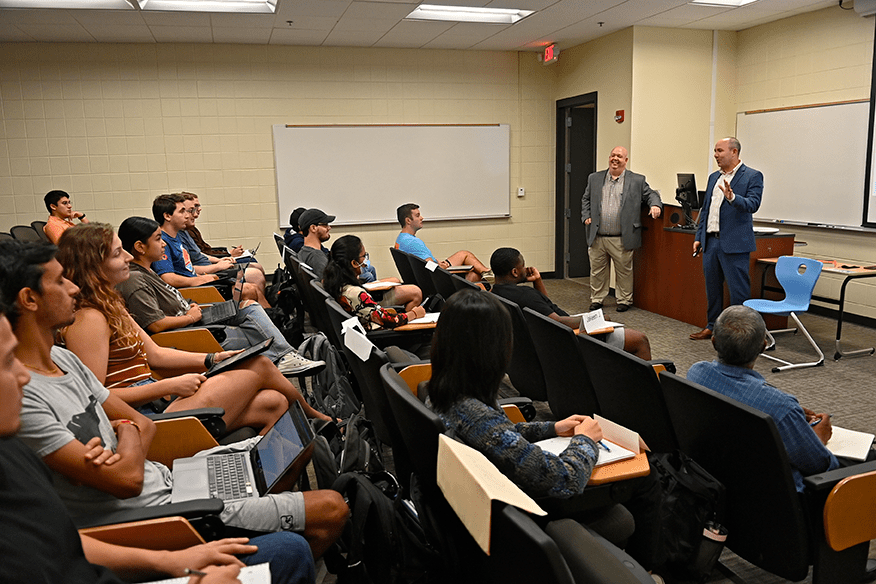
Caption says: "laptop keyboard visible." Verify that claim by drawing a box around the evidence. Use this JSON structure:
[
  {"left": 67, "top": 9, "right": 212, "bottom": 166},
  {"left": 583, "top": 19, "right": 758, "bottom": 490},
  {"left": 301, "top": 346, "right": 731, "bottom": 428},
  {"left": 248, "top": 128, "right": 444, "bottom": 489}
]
[
  {"left": 207, "top": 453, "right": 254, "bottom": 501},
  {"left": 202, "top": 300, "right": 235, "bottom": 324}
]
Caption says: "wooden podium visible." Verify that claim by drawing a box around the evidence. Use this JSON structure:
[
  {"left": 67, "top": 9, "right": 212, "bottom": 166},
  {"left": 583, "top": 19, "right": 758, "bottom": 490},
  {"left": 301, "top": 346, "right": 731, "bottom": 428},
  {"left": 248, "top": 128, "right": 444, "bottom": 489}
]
[{"left": 632, "top": 204, "right": 795, "bottom": 329}]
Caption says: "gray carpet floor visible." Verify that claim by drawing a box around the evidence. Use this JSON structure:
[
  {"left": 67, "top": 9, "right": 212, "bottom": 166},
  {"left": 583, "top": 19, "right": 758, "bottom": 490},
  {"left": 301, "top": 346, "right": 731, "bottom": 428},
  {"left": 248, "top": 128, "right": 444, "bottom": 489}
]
[{"left": 540, "top": 277, "right": 876, "bottom": 584}]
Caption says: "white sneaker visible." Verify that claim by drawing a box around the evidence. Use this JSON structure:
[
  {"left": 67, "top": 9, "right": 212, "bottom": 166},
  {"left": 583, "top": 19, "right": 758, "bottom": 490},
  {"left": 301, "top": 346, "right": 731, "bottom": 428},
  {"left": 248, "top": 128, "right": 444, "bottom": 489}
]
[
  {"left": 650, "top": 574, "right": 665, "bottom": 584},
  {"left": 277, "top": 351, "right": 325, "bottom": 375}
]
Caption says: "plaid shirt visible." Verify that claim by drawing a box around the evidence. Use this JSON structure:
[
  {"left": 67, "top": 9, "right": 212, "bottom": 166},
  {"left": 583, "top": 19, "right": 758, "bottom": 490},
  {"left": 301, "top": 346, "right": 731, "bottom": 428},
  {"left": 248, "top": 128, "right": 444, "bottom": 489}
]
[{"left": 687, "top": 360, "right": 839, "bottom": 492}]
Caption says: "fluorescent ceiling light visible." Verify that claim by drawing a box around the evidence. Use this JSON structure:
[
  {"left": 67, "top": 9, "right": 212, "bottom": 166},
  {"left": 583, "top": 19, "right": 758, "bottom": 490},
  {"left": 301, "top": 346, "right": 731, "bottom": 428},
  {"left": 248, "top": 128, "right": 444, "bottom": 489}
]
[
  {"left": 406, "top": 4, "right": 535, "bottom": 25},
  {"left": 689, "top": 0, "right": 758, "bottom": 6},
  {"left": 136, "top": 0, "right": 277, "bottom": 12},
  {"left": 0, "top": 0, "right": 134, "bottom": 8}
]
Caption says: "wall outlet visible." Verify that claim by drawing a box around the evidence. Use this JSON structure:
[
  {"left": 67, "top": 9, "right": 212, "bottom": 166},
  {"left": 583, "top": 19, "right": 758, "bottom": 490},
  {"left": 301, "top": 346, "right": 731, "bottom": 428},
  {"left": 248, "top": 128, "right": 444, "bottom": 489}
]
[{"left": 517, "top": 187, "right": 525, "bottom": 198}]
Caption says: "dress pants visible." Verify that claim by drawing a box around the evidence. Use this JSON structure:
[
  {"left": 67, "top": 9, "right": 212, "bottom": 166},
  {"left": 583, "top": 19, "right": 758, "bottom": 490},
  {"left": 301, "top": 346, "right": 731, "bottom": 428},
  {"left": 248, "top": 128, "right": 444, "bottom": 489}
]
[
  {"left": 702, "top": 234, "right": 751, "bottom": 329},
  {"left": 588, "top": 235, "right": 634, "bottom": 305}
]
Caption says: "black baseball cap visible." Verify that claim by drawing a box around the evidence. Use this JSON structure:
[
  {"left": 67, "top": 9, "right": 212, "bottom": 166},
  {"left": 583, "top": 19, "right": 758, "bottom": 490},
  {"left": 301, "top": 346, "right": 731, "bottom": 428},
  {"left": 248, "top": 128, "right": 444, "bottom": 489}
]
[{"left": 299, "top": 208, "right": 335, "bottom": 233}]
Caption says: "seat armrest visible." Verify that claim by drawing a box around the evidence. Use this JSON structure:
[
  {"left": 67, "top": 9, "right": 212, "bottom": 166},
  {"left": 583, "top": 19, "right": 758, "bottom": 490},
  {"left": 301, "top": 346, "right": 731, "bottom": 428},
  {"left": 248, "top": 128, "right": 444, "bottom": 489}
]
[
  {"left": 147, "top": 417, "right": 220, "bottom": 468},
  {"left": 75, "top": 499, "right": 225, "bottom": 529},
  {"left": 804, "top": 460, "right": 876, "bottom": 492},
  {"left": 498, "top": 397, "right": 536, "bottom": 422},
  {"left": 147, "top": 407, "right": 227, "bottom": 437},
  {"left": 178, "top": 286, "right": 225, "bottom": 304}
]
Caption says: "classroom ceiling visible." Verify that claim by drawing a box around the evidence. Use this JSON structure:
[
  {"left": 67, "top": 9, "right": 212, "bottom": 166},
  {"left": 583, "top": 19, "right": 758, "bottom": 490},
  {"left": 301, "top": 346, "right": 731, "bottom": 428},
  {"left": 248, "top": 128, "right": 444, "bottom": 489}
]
[{"left": 0, "top": 0, "right": 843, "bottom": 52}]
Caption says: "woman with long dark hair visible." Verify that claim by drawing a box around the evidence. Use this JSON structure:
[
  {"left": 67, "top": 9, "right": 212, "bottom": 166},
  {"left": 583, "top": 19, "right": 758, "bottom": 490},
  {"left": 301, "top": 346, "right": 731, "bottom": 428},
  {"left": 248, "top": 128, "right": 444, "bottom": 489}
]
[
  {"left": 323, "top": 234, "right": 425, "bottom": 330},
  {"left": 56, "top": 223, "right": 331, "bottom": 433}
]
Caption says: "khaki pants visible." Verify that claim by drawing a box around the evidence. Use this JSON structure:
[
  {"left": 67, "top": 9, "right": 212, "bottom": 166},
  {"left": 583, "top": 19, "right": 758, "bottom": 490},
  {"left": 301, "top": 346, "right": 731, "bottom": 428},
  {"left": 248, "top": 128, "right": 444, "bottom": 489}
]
[{"left": 588, "top": 235, "right": 634, "bottom": 305}]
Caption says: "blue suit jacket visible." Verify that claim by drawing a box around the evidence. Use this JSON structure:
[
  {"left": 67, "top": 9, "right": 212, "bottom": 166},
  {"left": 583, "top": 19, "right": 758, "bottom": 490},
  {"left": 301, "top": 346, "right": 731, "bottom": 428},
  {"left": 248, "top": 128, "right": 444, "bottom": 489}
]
[{"left": 695, "top": 164, "right": 763, "bottom": 254}]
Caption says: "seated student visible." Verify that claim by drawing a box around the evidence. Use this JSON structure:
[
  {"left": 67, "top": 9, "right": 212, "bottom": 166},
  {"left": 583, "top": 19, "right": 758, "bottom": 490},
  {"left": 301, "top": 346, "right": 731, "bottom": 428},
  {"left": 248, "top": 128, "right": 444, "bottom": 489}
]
[
  {"left": 116, "top": 217, "right": 322, "bottom": 375},
  {"left": 323, "top": 235, "right": 425, "bottom": 331},
  {"left": 686, "top": 305, "right": 866, "bottom": 492},
  {"left": 394, "top": 203, "right": 489, "bottom": 283},
  {"left": 489, "top": 247, "right": 652, "bottom": 361},
  {"left": 51, "top": 227, "right": 328, "bottom": 429},
  {"left": 184, "top": 192, "right": 245, "bottom": 258},
  {"left": 296, "top": 208, "right": 380, "bottom": 285},
  {"left": 428, "top": 290, "right": 664, "bottom": 570},
  {"left": 43, "top": 189, "right": 89, "bottom": 244},
  {"left": 151, "top": 194, "right": 265, "bottom": 304},
  {"left": 283, "top": 207, "right": 308, "bottom": 252},
  {"left": 1, "top": 241, "right": 348, "bottom": 559},
  {"left": 0, "top": 305, "right": 317, "bottom": 584}
]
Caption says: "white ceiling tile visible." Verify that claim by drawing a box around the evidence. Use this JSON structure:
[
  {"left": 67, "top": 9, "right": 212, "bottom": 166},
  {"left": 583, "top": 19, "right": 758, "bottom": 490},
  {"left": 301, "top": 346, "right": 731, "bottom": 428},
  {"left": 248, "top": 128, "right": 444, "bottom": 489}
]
[
  {"left": 149, "top": 25, "right": 214, "bottom": 43},
  {"left": 141, "top": 11, "right": 211, "bottom": 26},
  {"left": 346, "top": 1, "right": 416, "bottom": 19},
  {"left": 375, "top": 19, "right": 453, "bottom": 47},
  {"left": 0, "top": 24, "right": 35, "bottom": 40},
  {"left": 212, "top": 26, "right": 272, "bottom": 43},
  {"left": 268, "top": 26, "right": 329, "bottom": 45},
  {"left": 323, "top": 28, "right": 385, "bottom": 46},
  {"left": 209, "top": 13, "right": 276, "bottom": 28},
  {"left": 274, "top": 0, "right": 351, "bottom": 19},
  {"left": 86, "top": 23, "right": 156, "bottom": 42},
  {"left": 275, "top": 16, "right": 338, "bottom": 31},
  {"left": 334, "top": 16, "right": 396, "bottom": 32},
  {"left": 16, "top": 23, "right": 94, "bottom": 41},
  {"left": 68, "top": 10, "right": 147, "bottom": 25},
  {"left": 0, "top": 8, "right": 81, "bottom": 23}
]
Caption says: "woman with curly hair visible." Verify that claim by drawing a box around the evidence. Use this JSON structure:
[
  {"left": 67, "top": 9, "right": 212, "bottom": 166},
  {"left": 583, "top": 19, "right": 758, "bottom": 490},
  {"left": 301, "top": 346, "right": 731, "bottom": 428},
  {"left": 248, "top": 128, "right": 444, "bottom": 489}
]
[
  {"left": 56, "top": 223, "right": 331, "bottom": 433},
  {"left": 323, "top": 234, "right": 425, "bottom": 330}
]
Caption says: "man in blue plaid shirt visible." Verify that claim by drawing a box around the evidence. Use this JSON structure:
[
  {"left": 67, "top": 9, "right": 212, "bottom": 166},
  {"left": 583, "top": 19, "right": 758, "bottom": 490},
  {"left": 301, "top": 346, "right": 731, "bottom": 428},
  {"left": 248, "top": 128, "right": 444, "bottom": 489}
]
[{"left": 687, "top": 305, "right": 839, "bottom": 492}]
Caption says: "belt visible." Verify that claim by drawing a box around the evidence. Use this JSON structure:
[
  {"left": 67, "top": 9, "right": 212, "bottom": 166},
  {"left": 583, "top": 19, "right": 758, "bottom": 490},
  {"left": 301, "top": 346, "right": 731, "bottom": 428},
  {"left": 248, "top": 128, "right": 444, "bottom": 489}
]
[{"left": 707, "top": 232, "right": 720, "bottom": 238}]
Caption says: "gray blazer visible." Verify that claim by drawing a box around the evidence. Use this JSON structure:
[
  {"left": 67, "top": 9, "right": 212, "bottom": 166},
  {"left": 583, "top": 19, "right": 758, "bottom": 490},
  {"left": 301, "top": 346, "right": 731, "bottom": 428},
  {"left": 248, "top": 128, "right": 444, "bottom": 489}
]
[{"left": 581, "top": 169, "right": 662, "bottom": 250}]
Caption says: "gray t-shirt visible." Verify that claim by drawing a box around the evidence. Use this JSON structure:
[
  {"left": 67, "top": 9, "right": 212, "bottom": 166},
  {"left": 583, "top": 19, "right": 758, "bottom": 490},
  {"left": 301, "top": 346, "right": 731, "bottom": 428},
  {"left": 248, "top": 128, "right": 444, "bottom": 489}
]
[
  {"left": 298, "top": 245, "right": 329, "bottom": 279},
  {"left": 17, "top": 346, "right": 172, "bottom": 519},
  {"left": 116, "top": 262, "right": 189, "bottom": 329}
]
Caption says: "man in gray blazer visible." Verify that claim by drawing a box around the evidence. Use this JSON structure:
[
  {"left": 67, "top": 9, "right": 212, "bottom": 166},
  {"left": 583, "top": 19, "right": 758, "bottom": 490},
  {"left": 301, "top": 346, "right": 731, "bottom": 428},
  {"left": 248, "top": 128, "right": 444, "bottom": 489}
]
[{"left": 581, "top": 147, "right": 662, "bottom": 312}]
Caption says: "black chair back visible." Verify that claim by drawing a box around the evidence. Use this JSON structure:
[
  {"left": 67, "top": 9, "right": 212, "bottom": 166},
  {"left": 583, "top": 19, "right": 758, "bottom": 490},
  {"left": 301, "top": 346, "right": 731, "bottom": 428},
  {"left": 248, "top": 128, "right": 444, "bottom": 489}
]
[
  {"left": 493, "top": 294, "right": 548, "bottom": 401},
  {"left": 273, "top": 233, "right": 285, "bottom": 254},
  {"left": 450, "top": 272, "right": 481, "bottom": 293},
  {"left": 659, "top": 372, "right": 810, "bottom": 581},
  {"left": 31, "top": 221, "right": 50, "bottom": 242},
  {"left": 576, "top": 333, "right": 677, "bottom": 453},
  {"left": 522, "top": 307, "right": 600, "bottom": 418},
  {"left": 430, "top": 265, "right": 459, "bottom": 300},
  {"left": 307, "top": 278, "right": 341, "bottom": 347},
  {"left": 0, "top": 232, "right": 13, "bottom": 241},
  {"left": 389, "top": 247, "right": 418, "bottom": 285},
  {"left": 406, "top": 254, "right": 439, "bottom": 297},
  {"left": 11, "top": 225, "right": 41, "bottom": 242},
  {"left": 490, "top": 505, "right": 575, "bottom": 584}
]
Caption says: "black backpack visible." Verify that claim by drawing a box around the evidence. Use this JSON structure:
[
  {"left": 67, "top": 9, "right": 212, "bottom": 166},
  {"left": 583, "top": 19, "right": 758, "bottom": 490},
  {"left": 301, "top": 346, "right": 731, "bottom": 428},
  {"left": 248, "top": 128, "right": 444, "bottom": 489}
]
[
  {"left": 306, "top": 413, "right": 385, "bottom": 490},
  {"left": 330, "top": 471, "right": 438, "bottom": 584},
  {"left": 297, "top": 333, "right": 361, "bottom": 422},
  {"left": 264, "top": 266, "right": 305, "bottom": 347}
]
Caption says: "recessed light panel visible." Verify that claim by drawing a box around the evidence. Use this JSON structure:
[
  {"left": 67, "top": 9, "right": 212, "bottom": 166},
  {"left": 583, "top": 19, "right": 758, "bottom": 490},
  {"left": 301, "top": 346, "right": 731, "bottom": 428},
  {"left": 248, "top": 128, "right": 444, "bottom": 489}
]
[
  {"left": 690, "top": 0, "right": 758, "bottom": 7},
  {"left": 137, "top": 0, "right": 277, "bottom": 13},
  {"left": 406, "top": 4, "right": 535, "bottom": 25},
  {"left": 0, "top": 0, "right": 134, "bottom": 8}
]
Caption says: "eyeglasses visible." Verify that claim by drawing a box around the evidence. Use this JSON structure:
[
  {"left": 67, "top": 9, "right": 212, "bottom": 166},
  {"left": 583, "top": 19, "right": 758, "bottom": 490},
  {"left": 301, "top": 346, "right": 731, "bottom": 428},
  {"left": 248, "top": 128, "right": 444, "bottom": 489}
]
[
  {"left": 317, "top": 223, "right": 329, "bottom": 228},
  {"left": 353, "top": 252, "right": 370, "bottom": 267}
]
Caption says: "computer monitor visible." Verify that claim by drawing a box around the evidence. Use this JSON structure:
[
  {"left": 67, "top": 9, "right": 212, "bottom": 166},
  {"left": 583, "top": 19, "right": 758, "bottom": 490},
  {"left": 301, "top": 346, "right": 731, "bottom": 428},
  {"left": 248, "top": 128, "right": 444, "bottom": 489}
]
[{"left": 675, "top": 173, "right": 701, "bottom": 229}]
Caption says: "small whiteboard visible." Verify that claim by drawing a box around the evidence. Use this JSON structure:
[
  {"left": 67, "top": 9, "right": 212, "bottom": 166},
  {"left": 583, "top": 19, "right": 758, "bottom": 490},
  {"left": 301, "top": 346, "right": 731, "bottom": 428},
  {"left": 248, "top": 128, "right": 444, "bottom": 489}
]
[
  {"left": 272, "top": 124, "right": 510, "bottom": 227},
  {"left": 736, "top": 102, "right": 867, "bottom": 228}
]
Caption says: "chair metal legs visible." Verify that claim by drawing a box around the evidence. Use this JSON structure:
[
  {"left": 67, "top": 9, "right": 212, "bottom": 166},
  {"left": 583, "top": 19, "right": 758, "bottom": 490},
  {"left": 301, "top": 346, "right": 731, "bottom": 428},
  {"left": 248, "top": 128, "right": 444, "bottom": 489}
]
[{"left": 759, "top": 312, "right": 825, "bottom": 372}]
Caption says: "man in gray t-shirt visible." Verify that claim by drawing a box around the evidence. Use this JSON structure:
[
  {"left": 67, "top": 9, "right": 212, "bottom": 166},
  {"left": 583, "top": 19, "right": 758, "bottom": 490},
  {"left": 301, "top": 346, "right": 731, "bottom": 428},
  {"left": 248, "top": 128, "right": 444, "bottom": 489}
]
[{"left": 296, "top": 209, "right": 333, "bottom": 278}]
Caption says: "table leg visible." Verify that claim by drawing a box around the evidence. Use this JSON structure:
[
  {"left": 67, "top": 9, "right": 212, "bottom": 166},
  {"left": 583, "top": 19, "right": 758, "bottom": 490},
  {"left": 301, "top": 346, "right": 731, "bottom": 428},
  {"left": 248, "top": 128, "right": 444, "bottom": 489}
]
[{"left": 834, "top": 276, "right": 875, "bottom": 360}]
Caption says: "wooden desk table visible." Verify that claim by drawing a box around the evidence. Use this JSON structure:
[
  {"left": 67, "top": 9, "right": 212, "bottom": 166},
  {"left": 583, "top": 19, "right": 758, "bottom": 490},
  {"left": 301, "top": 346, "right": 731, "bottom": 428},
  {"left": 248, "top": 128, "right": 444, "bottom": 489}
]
[
  {"left": 633, "top": 204, "right": 795, "bottom": 329},
  {"left": 757, "top": 257, "right": 876, "bottom": 360}
]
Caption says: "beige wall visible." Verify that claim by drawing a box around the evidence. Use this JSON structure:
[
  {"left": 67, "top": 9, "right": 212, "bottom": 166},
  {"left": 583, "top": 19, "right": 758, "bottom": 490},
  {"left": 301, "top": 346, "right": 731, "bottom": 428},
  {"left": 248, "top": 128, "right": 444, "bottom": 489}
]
[
  {"left": 737, "top": 6, "right": 876, "bottom": 318},
  {"left": 0, "top": 44, "right": 557, "bottom": 276}
]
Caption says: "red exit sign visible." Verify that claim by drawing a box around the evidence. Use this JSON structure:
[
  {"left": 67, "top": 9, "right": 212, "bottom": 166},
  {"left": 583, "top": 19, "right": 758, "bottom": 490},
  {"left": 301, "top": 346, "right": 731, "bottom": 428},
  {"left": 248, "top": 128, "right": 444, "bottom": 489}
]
[{"left": 543, "top": 44, "right": 558, "bottom": 65}]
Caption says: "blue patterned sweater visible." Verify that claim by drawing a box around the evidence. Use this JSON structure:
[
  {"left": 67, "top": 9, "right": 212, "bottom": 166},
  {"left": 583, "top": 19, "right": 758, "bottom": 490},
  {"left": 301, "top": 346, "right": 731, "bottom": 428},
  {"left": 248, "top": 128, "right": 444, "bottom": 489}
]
[{"left": 437, "top": 397, "right": 599, "bottom": 499}]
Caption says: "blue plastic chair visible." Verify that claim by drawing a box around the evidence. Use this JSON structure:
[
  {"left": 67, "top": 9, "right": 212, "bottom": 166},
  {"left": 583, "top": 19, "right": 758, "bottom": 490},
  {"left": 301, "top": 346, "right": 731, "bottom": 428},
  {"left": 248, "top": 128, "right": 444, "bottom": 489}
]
[{"left": 744, "top": 256, "right": 824, "bottom": 372}]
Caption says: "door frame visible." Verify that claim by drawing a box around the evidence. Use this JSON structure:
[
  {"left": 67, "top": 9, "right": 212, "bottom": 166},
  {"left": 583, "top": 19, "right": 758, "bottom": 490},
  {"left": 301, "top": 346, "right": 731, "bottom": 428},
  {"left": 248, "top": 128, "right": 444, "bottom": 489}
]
[{"left": 555, "top": 92, "right": 598, "bottom": 277}]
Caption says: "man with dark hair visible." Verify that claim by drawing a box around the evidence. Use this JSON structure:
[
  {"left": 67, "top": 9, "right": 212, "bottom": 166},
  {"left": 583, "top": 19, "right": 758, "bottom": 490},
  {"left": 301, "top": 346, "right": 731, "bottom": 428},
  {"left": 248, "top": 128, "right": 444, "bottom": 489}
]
[
  {"left": 43, "top": 190, "right": 89, "bottom": 244},
  {"left": 687, "top": 305, "right": 840, "bottom": 492},
  {"left": 0, "top": 239, "right": 348, "bottom": 561},
  {"left": 394, "top": 203, "right": 489, "bottom": 282},
  {"left": 690, "top": 137, "right": 763, "bottom": 340},
  {"left": 183, "top": 192, "right": 244, "bottom": 258},
  {"left": 581, "top": 147, "right": 662, "bottom": 313},
  {"left": 490, "top": 247, "right": 652, "bottom": 360},
  {"left": 296, "top": 208, "right": 334, "bottom": 278}
]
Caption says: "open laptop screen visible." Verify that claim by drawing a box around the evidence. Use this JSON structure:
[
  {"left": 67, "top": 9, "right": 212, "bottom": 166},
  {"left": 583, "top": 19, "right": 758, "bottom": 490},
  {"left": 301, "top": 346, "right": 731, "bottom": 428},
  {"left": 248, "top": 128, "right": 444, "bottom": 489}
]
[{"left": 253, "top": 401, "right": 314, "bottom": 493}]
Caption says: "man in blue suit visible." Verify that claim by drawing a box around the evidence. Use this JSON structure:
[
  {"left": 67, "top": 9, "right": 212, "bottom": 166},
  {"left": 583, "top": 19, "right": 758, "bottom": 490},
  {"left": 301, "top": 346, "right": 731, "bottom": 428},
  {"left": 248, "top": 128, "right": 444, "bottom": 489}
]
[{"left": 690, "top": 137, "right": 763, "bottom": 340}]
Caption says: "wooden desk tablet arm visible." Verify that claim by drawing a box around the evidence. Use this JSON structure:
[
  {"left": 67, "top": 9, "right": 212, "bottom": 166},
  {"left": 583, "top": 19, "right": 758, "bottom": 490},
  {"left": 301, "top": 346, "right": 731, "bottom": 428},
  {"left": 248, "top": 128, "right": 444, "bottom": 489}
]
[
  {"left": 79, "top": 517, "right": 206, "bottom": 550},
  {"left": 147, "top": 407, "right": 227, "bottom": 438},
  {"left": 76, "top": 499, "right": 226, "bottom": 544},
  {"left": 151, "top": 328, "right": 224, "bottom": 353},
  {"left": 146, "top": 417, "right": 220, "bottom": 469},
  {"left": 178, "top": 286, "right": 225, "bottom": 304}
]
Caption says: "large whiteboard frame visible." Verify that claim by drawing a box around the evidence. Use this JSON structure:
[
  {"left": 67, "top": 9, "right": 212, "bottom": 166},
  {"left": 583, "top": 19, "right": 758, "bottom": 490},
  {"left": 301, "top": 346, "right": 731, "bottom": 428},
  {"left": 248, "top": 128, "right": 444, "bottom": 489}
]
[
  {"left": 272, "top": 124, "right": 511, "bottom": 227},
  {"left": 736, "top": 102, "right": 868, "bottom": 229}
]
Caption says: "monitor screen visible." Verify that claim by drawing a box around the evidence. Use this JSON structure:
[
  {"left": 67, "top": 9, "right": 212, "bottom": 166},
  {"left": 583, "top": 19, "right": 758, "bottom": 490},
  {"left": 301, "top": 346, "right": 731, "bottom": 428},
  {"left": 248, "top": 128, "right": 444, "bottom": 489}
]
[{"left": 676, "top": 173, "right": 701, "bottom": 210}]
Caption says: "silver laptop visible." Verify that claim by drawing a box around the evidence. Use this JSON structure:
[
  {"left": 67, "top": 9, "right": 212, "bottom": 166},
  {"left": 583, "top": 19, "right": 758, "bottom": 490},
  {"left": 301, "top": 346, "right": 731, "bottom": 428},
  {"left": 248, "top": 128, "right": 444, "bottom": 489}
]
[{"left": 171, "top": 400, "right": 315, "bottom": 503}]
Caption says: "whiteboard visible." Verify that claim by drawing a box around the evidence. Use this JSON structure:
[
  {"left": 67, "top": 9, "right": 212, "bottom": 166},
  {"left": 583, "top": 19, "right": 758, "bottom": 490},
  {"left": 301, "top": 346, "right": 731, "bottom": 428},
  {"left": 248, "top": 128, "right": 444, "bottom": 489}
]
[
  {"left": 272, "top": 124, "right": 510, "bottom": 227},
  {"left": 735, "top": 102, "right": 868, "bottom": 228}
]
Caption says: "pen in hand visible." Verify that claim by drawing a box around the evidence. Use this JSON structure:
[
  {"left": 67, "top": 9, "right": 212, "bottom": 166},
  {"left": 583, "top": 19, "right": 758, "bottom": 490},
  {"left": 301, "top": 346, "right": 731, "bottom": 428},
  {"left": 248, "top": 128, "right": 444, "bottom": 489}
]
[
  {"left": 183, "top": 568, "right": 208, "bottom": 577},
  {"left": 597, "top": 440, "right": 611, "bottom": 452},
  {"left": 809, "top": 414, "right": 832, "bottom": 427}
]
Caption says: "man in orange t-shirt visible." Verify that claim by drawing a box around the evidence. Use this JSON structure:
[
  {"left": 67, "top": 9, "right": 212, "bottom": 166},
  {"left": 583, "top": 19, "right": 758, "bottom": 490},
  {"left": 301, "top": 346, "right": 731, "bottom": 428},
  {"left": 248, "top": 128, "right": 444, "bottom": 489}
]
[{"left": 43, "top": 190, "right": 89, "bottom": 243}]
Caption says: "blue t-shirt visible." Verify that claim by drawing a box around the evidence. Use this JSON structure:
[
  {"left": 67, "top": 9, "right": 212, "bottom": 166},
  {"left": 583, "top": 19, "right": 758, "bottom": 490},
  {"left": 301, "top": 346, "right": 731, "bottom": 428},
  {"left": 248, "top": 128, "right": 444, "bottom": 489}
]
[
  {"left": 152, "top": 230, "right": 196, "bottom": 277},
  {"left": 178, "top": 229, "right": 212, "bottom": 267},
  {"left": 395, "top": 232, "right": 435, "bottom": 261}
]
